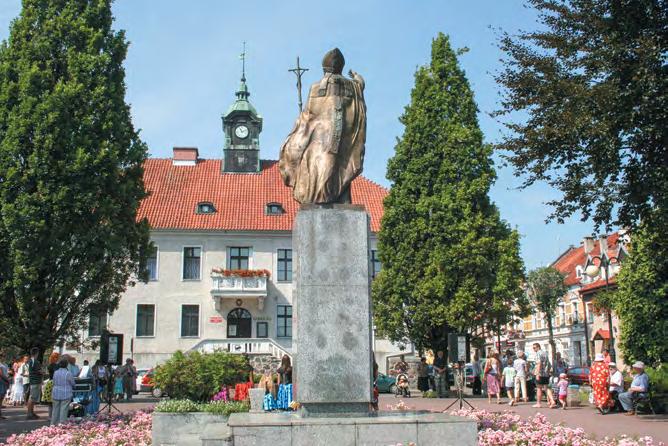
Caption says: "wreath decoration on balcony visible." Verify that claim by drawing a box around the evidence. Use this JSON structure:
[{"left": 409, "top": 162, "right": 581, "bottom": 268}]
[{"left": 211, "top": 268, "right": 271, "bottom": 278}]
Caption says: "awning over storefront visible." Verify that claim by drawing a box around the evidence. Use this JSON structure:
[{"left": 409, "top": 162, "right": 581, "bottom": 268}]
[{"left": 592, "top": 329, "right": 610, "bottom": 341}]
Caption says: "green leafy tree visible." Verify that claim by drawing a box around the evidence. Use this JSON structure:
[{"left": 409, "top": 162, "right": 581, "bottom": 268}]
[
  {"left": 372, "top": 33, "right": 526, "bottom": 356},
  {"left": 613, "top": 213, "right": 668, "bottom": 366},
  {"left": 495, "top": 0, "right": 667, "bottom": 231},
  {"left": 0, "top": 0, "right": 150, "bottom": 355},
  {"left": 527, "top": 266, "right": 568, "bottom": 375}
]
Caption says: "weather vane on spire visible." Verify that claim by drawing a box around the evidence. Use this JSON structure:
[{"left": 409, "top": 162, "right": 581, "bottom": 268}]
[
  {"left": 240, "top": 41, "right": 247, "bottom": 81},
  {"left": 289, "top": 56, "right": 309, "bottom": 112}
]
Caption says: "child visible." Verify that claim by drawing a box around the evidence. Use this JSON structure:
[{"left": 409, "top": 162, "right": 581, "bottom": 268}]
[
  {"left": 502, "top": 363, "right": 517, "bottom": 406},
  {"left": 557, "top": 373, "right": 569, "bottom": 409},
  {"left": 397, "top": 374, "right": 409, "bottom": 397}
]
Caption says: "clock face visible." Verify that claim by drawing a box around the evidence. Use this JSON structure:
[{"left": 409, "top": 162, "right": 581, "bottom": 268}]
[{"left": 235, "top": 125, "right": 249, "bottom": 139}]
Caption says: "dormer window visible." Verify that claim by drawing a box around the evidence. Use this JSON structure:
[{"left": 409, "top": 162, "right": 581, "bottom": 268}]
[
  {"left": 575, "top": 265, "right": 583, "bottom": 279},
  {"left": 196, "top": 202, "right": 216, "bottom": 214},
  {"left": 266, "top": 202, "right": 284, "bottom": 215}
]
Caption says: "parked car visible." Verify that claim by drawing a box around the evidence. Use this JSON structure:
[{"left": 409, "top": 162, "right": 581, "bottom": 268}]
[
  {"left": 566, "top": 367, "right": 590, "bottom": 385},
  {"left": 375, "top": 372, "right": 397, "bottom": 394},
  {"left": 136, "top": 368, "right": 150, "bottom": 393},
  {"left": 141, "top": 368, "right": 166, "bottom": 398}
]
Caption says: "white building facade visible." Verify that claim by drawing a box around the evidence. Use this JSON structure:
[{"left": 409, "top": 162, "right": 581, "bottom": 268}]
[{"left": 70, "top": 72, "right": 395, "bottom": 370}]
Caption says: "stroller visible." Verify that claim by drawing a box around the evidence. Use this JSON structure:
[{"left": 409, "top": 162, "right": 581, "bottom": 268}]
[
  {"left": 68, "top": 377, "right": 92, "bottom": 418},
  {"left": 394, "top": 373, "right": 411, "bottom": 398}
]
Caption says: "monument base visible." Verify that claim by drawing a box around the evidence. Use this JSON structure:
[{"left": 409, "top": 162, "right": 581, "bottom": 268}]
[{"left": 227, "top": 411, "right": 477, "bottom": 446}]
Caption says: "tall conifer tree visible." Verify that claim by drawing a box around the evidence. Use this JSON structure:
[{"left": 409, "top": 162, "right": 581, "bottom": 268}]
[
  {"left": 372, "top": 34, "right": 526, "bottom": 353},
  {"left": 0, "top": 0, "right": 150, "bottom": 354}
]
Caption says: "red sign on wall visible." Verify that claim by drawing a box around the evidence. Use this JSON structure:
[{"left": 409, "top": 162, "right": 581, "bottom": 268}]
[{"left": 209, "top": 316, "right": 223, "bottom": 324}]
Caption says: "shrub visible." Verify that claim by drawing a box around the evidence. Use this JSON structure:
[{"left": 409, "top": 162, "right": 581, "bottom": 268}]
[
  {"left": 153, "top": 350, "right": 250, "bottom": 402},
  {"left": 154, "top": 399, "right": 249, "bottom": 416},
  {"left": 646, "top": 365, "right": 668, "bottom": 394},
  {"left": 422, "top": 390, "right": 437, "bottom": 398}
]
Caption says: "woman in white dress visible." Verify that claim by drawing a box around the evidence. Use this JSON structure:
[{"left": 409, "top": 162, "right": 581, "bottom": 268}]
[{"left": 11, "top": 357, "right": 26, "bottom": 406}]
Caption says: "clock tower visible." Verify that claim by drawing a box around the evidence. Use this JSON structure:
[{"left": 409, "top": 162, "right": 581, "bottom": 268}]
[{"left": 222, "top": 52, "right": 262, "bottom": 173}]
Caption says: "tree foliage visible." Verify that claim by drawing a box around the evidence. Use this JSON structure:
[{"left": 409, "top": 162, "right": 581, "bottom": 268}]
[
  {"left": 0, "top": 0, "right": 150, "bottom": 355},
  {"left": 154, "top": 351, "right": 251, "bottom": 402},
  {"left": 613, "top": 212, "right": 668, "bottom": 366},
  {"left": 527, "top": 266, "right": 568, "bottom": 373},
  {"left": 495, "top": 0, "right": 668, "bottom": 231},
  {"left": 371, "top": 33, "right": 526, "bottom": 353}
]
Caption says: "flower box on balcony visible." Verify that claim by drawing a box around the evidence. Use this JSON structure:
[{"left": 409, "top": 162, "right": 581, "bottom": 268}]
[{"left": 211, "top": 268, "right": 271, "bottom": 278}]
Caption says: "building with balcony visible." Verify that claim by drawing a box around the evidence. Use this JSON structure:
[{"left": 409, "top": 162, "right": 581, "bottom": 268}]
[
  {"left": 68, "top": 67, "right": 396, "bottom": 370},
  {"left": 486, "top": 231, "right": 628, "bottom": 366}
]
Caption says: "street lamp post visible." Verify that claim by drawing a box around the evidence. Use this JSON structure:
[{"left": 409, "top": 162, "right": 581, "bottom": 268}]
[{"left": 583, "top": 235, "right": 618, "bottom": 363}]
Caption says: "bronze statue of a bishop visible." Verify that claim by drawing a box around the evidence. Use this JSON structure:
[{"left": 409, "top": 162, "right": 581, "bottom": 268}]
[{"left": 279, "top": 48, "right": 367, "bottom": 204}]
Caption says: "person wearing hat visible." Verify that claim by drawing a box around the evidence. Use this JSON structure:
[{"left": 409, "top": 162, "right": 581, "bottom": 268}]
[
  {"left": 556, "top": 373, "right": 569, "bottom": 409},
  {"left": 618, "top": 361, "right": 649, "bottom": 415},
  {"left": 608, "top": 362, "right": 624, "bottom": 412},
  {"left": 590, "top": 353, "right": 612, "bottom": 413}
]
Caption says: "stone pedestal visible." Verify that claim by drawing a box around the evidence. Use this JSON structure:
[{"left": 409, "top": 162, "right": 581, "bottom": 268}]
[
  {"left": 249, "top": 388, "right": 265, "bottom": 413},
  {"left": 293, "top": 205, "right": 373, "bottom": 414},
  {"left": 227, "top": 411, "right": 478, "bottom": 446}
]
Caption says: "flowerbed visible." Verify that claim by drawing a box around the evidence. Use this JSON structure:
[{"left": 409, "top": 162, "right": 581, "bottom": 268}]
[
  {"left": 450, "top": 409, "right": 664, "bottom": 446},
  {"left": 154, "top": 399, "right": 249, "bottom": 416},
  {"left": 3, "top": 410, "right": 152, "bottom": 446}
]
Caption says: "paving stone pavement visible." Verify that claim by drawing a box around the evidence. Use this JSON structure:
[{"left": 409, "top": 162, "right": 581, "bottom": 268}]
[
  {"left": 1, "top": 393, "right": 665, "bottom": 444},
  {"left": 379, "top": 394, "right": 668, "bottom": 443}
]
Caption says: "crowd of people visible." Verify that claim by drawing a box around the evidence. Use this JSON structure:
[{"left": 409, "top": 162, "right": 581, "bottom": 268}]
[
  {"left": 0, "top": 348, "right": 140, "bottom": 425},
  {"left": 389, "top": 342, "right": 652, "bottom": 417}
]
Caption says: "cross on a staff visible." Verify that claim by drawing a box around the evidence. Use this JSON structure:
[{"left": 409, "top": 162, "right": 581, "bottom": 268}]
[
  {"left": 239, "top": 41, "right": 247, "bottom": 80},
  {"left": 289, "top": 56, "right": 309, "bottom": 112}
]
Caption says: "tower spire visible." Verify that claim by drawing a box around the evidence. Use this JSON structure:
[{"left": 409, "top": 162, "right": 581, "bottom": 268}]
[{"left": 236, "top": 42, "right": 250, "bottom": 100}]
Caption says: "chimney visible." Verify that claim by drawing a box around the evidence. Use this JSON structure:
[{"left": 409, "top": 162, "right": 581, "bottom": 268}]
[{"left": 172, "top": 147, "right": 199, "bottom": 166}]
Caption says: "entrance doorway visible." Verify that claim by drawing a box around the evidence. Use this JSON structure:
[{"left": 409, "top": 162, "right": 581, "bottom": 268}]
[{"left": 227, "top": 308, "right": 252, "bottom": 338}]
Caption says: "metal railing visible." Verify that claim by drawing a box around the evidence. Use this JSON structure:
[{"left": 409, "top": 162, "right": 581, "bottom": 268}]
[{"left": 189, "top": 338, "right": 291, "bottom": 360}]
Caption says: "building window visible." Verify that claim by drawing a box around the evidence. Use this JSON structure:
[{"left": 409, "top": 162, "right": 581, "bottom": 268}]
[
  {"left": 183, "top": 247, "right": 201, "bottom": 280},
  {"left": 136, "top": 304, "right": 155, "bottom": 337},
  {"left": 147, "top": 245, "right": 158, "bottom": 281},
  {"left": 277, "top": 305, "right": 292, "bottom": 338},
  {"left": 181, "top": 305, "right": 199, "bottom": 337},
  {"left": 277, "top": 249, "right": 292, "bottom": 282},
  {"left": 370, "top": 250, "right": 382, "bottom": 278},
  {"left": 88, "top": 310, "right": 107, "bottom": 337},
  {"left": 229, "top": 247, "right": 250, "bottom": 270},
  {"left": 586, "top": 303, "right": 594, "bottom": 323},
  {"left": 266, "top": 203, "right": 285, "bottom": 215},
  {"left": 572, "top": 302, "right": 580, "bottom": 323},
  {"left": 257, "top": 322, "right": 268, "bottom": 338},
  {"left": 196, "top": 202, "right": 216, "bottom": 214}
]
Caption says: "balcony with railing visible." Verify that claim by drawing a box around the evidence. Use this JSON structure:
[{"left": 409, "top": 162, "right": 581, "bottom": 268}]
[{"left": 210, "top": 269, "right": 269, "bottom": 310}]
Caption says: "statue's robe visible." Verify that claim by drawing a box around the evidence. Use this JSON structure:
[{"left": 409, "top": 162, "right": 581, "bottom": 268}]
[{"left": 279, "top": 72, "right": 366, "bottom": 204}]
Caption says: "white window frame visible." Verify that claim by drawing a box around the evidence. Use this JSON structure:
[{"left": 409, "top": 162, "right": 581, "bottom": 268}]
[
  {"left": 227, "top": 246, "right": 253, "bottom": 270},
  {"left": 276, "top": 248, "right": 292, "bottom": 282},
  {"left": 135, "top": 303, "right": 156, "bottom": 338},
  {"left": 179, "top": 304, "right": 201, "bottom": 338},
  {"left": 181, "top": 245, "right": 203, "bottom": 281},
  {"left": 276, "top": 304, "right": 293, "bottom": 338},
  {"left": 148, "top": 244, "right": 159, "bottom": 282}
]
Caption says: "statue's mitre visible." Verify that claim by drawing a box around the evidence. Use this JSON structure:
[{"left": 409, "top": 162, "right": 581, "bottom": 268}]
[{"left": 322, "top": 48, "right": 345, "bottom": 74}]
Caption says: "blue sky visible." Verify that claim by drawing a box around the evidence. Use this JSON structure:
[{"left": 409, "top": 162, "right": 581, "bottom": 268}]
[{"left": 0, "top": 0, "right": 599, "bottom": 269}]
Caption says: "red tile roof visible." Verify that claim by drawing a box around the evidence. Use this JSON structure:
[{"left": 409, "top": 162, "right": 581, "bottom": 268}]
[
  {"left": 552, "top": 232, "right": 624, "bottom": 287},
  {"left": 552, "top": 246, "right": 587, "bottom": 286},
  {"left": 138, "top": 159, "right": 388, "bottom": 232},
  {"left": 580, "top": 276, "right": 617, "bottom": 295}
]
